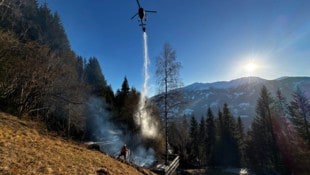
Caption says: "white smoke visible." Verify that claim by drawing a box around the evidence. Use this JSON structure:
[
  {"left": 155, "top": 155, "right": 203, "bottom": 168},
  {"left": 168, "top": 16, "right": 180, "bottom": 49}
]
[
  {"left": 86, "top": 98, "right": 123, "bottom": 154},
  {"left": 134, "top": 32, "right": 159, "bottom": 138},
  {"left": 86, "top": 97, "right": 155, "bottom": 167},
  {"left": 131, "top": 145, "right": 155, "bottom": 167},
  {"left": 85, "top": 32, "right": 160, "bottom": 167}
]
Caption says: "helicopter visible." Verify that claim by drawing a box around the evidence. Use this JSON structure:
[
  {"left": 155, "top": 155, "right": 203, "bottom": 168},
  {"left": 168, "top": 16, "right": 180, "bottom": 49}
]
[{"left": 131, "top": 0, "right": 156, "bottom": 32}]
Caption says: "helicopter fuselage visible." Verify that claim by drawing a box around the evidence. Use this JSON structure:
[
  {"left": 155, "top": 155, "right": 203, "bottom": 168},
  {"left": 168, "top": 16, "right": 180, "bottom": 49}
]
[
  {"left": 131, "top": 0, "right": 156, "bottom": 32},
  {"left": 138, "top": 8, "right": 145, "bottom": 21}
]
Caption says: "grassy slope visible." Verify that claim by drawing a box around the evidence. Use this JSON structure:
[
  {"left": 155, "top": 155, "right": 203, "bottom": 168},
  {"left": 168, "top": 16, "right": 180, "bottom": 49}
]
[{"left": 0, "top": 113, "right": 155, "bottom": 175}]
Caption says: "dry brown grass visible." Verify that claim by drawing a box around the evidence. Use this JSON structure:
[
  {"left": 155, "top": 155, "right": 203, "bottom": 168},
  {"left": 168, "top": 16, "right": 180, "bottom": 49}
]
[{"left": 0, "top": 113, "right": 156, "bottom": 175}]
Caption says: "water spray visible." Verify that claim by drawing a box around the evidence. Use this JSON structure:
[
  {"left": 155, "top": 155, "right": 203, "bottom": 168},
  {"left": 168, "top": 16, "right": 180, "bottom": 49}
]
[{"left": 135, "top": 32, "right": 158, "bottom": 138}]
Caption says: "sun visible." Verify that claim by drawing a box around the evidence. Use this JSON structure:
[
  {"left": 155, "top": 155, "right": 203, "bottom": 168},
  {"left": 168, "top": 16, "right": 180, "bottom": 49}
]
[
  {"left": 239, "top": 55, "right": 265, "bottom": 77},
  {"left": 244, "top": 61, "right": 257, "bottom": 73},
  {"left": 245, "top": 62, "right": 256, "bottom": 72}
]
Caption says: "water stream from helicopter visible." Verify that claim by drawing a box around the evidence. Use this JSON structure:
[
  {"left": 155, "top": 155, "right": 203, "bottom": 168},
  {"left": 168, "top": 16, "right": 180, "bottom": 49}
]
[{"left": 135, "top": 32, "right": 158, "bottom": 138}]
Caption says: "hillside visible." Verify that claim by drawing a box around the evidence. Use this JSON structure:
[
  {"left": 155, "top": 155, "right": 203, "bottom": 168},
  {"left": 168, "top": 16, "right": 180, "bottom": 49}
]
[
  {"left": 152, "top": 76, "right": 310, "bottom": 126},
  {"left": 0, "top": 113, "right": 155, "bottom": 175}
]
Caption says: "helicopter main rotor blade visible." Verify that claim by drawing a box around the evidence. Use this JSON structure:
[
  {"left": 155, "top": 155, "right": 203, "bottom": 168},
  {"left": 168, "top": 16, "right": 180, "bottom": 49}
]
[
  {"left": 136, "top": 0, "right": 141, "bottom": 8},
  {"left": 145, "top": 10, "right": 157, "bottom": 13},
  {"left": 131, "top": 13, "right": 138, "bottom": 20}
]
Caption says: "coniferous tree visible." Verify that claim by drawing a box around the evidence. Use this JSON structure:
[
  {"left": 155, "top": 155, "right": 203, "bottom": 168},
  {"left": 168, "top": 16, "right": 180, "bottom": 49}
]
[
  {"left": 272, "top": 89, "right": 310, "bottom": 174},
  {"left": 104, "top": 84, "right": 115, "bottom": 109},
  {"left": 275, "top": 89, "right": 289, "bottom": 116},
  {"left": 76, "top": 56, "right": 84, "bottom": 81},
  {"left": 0, "top": 0, "right": 40, "bottom": 41},
  {"left": 246, "top": 86, "right": 284, "bottom": 174},
  {"left": 114, "top": 77, "right": 129, "bottom": 109},
  {"left": 289, "top": 88, "right": 310, "bottom": 145},
  {"left": 84, "top": 57, "right": 108, "bottom": 97},
  {"left": 214, "top": 110, "right": 223, "bottom": 166},
  {"left": 221, "top": 103, "right": 240, "bottom": 167},
  {"left": 206, "top": 107, "right": 216, "bottom": 167},
  {"left": 122, "top": 87, "right": 140, "bottom": 131},
  {"left": 236, "top": 116, "right": 245, "bottom": 167},
  {"left": 84, "top": 57, "right": 107, "bottom": 87},
  {"left": 198, "top": 116, "right": 206, "bottom": 165},
  {"left": 114, "top": 77, "right": 140, "bottom": 131},
  {"left": 189, "top": 115, "right": 199, "bottom": 163},
  {"left": 0, "top": 1, "right": 70, "bottom": 51},
  {"left": 37, "top": 3, "right": 70, "bottom": 52}
]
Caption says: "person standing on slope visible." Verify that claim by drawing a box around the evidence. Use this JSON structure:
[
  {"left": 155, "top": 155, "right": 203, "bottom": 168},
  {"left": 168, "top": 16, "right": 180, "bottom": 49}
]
[{"left": 117, "top": 144, "right": 129, "bottom": 161}]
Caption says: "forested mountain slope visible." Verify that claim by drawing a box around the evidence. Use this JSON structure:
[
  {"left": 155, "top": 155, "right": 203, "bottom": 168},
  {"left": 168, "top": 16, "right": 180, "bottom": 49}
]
[{"left": 153, "top": 76, "right": 310, "bottom": 126}]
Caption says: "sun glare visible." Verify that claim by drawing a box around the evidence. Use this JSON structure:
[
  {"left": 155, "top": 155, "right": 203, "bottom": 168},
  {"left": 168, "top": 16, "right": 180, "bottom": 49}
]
[
  {"left": 244, "top": 62, "right": 257, "bottom": 73},
  {"left": 245, "top": 62, "right": 256, "bottom": 72}
]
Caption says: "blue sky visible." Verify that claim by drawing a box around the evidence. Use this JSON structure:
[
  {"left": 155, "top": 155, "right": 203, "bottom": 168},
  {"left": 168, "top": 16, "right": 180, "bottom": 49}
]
[{"left": 39, "top": 0, "right": 310, "bottom": 96}]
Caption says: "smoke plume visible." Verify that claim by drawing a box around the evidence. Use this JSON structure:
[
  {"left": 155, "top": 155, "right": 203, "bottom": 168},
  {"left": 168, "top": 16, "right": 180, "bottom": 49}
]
[{"left": 86, "top": 97, "right": 155, "bottom": 167}]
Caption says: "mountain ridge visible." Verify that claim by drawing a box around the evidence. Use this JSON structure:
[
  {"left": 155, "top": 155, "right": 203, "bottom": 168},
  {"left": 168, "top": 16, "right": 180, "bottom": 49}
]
[
  {"left": 185, "top": 76, "right": 310, "bottom": 91},
  {"left": 185, "top": 76, "right": 267, "bottom": 91},
  {"left": 152, "top": 76, "right": 310, "bottom": 126}
]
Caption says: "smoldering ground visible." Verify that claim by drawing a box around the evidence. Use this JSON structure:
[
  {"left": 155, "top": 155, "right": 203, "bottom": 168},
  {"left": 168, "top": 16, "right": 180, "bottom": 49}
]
[{"left": 86, "top": 97, "right": 156, "bottom": 167}]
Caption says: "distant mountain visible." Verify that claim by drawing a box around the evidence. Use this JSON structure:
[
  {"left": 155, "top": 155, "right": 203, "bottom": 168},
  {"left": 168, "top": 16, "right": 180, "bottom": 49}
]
[{"left": 152, "top": 76, "right": 310, "bottom": 126}]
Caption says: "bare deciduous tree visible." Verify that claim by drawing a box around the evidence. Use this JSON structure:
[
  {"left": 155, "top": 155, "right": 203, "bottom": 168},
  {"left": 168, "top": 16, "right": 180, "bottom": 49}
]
[{"left": 155, "top": 43, "right": 183, "bottom": 164}]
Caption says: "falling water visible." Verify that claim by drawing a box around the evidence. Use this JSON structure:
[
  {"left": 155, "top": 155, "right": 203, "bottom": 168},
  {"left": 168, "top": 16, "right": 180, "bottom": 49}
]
[
  {"left": 141, "top": 32, "right": 149, "bottom": 107},
  {"left": 135, "top": 32, "right": 158, "bottom": 138}
]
